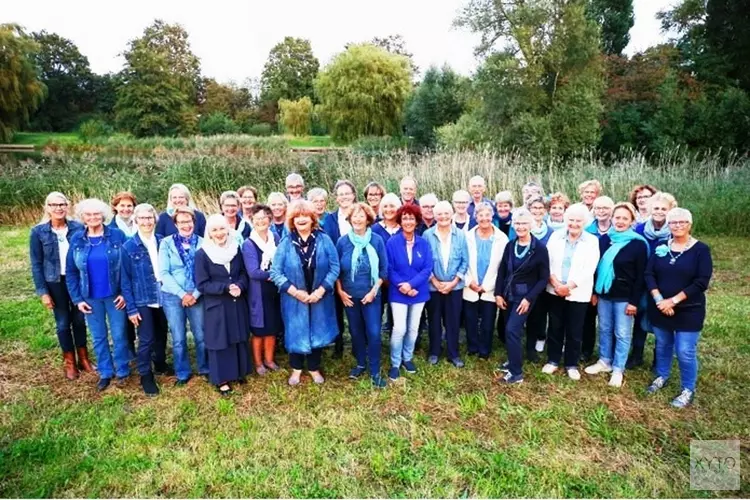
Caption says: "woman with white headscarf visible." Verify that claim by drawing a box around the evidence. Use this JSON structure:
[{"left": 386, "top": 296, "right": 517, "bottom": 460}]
[{"left": 195, "top": 214, "right": 250, "bottom": 396}]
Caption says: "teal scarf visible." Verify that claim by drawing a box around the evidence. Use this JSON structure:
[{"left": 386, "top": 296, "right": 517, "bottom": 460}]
[
  {"left": 585, "top": 220, "right": 599, "bottom": 235},
  {"left": 595, "top": 228, "right": 649, "bottom": 294},
  {"left": 348, "top": 228, "right": 379, "bottom": 286}
]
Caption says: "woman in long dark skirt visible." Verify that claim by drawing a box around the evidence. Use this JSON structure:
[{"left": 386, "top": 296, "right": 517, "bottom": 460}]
[{"left": 196, "top": 214, "right": 251, "bottom": 396}]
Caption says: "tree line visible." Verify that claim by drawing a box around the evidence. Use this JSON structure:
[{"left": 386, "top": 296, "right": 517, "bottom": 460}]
[{"left": 1, "top": 0, "right": 748, "bottom": 156}]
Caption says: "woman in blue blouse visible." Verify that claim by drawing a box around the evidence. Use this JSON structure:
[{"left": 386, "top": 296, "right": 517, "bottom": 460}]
[
  {"left": 66, "top": 199, "right": 129, "bottom": 391},
  {"left": 336, "top": 202, "right": 389, "bottom": 388},
  {"left": 155, "top": 183, "right": 207, "bottom": 238},
  {"left": 30, "top": 192, "right": 91, "bottom": 380},
  {"left": 424, "top": 201, "right": 469, "bottom": 367},
  {"left": 270, "top": 200, "right": 340, "bottom": 386},
  {"left": 386, "top": 204, "right": 433, "bottom": 381},
  {"left": 644, "top": 208, "right": 712, "bottom": 408}
]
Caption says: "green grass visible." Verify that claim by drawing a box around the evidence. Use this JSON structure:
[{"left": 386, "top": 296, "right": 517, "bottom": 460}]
[
  {"left": 285, "top": 135, "right": 337, "bottom": 148},
  {"left": 0, "top": 227, "right": 748, "bottom": 497},
  {"left": 11, "top": 132, "right": 83, "bottom": 147}
]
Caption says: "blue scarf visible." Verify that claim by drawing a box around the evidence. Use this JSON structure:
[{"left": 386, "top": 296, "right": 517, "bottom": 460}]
[
  {"left": 595, "top": 228, "right": 649, "bottom": 294},
  {"left": 585, "top": 220, "right": 599, "bottom": 235},
  {"left": 173, "top": 233, "right": 199, "bottom": 288},
  {"left": 546, "top": 217, "right": 565, "bottom": 232},
  {"left": 348, "top": 228, "right": 379, "bottom": 286},
  {"left": 531, "top": 220, "right": 549, "bottom": 240},
  {"left": 643, "top": 218, "right": 670, "bottom": 242}
]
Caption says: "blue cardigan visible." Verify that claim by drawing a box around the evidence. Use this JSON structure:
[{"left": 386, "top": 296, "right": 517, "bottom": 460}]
[
  {"left": 270, "top": 232, "right": 340, "bottom": 354},
  {"left": 386, "top": 232, "right": 433, "bottom": 305},
  {"left": 321, "top": 210, "right": 345, "bottom": 246},
  {"left": 422, "top": 225, "right": 469, "bottom": 292},
  {"left": 495, "top": 236, "right": 550, "bottom": 305},
  {"left": 336, "top": 231, "right": 388, "bottom": 298},
  {"left": 241, "top": 232, "right": 281, "bottom": 329}
]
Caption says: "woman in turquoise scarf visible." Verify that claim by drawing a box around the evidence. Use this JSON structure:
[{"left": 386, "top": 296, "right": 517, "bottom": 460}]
[
  {"left": 335, "top": 203, "right": 389, "bottom": 388},
  {"left": 585, "top": 202, "right": 649, "bottom": 388}
]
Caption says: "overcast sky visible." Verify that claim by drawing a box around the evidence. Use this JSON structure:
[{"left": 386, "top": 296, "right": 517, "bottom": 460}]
[{"left": 5, "top": 0, "right": 676, "bottom": 84}]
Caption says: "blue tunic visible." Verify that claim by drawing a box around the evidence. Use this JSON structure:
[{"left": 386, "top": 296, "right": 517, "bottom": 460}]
[{"left": 86, "top": 237, "right": 112, "bottom": 299}]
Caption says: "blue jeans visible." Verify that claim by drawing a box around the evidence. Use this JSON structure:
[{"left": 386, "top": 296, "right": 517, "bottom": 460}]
[
  {"left": 390, "top": 302, "right": 425, "bottom": 368},
  {"left": 162, "top": 293, "right": 208, "bottom": 380},
  {"left": 653, "top": 326, "right": 700, "bottom": 391},
  {"left": 345, "top": 296, "right": 383, "bottom": 377},
  {"left": 86, "top": 296, "right": 129, "bottom": 379},
  {"left": 597, "top": 299, "right": 633, "bottom": 373},
  {"left": 47, "top": 280, "right": 87, "bottom": 352},
  {"left": 463, "top": 299, "right": 497, "bottom": 357}
]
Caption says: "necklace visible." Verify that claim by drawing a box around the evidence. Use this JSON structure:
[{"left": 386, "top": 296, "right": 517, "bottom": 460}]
[
  {"left": 87, "top": 232, "right": 104, "bottom": 246},
  {"left": 668, "top": 237, "right": 693, "bottom": 265},
  {"left": 514, "top": 240, "right": 531, "bottom": 259}
]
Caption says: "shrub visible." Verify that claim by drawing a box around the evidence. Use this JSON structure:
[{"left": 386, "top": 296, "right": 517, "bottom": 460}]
[
  {"left": 278, "top": 97, "right": 313, "bottom": 136},
  {"left": 244, "top": 123, "right": 273, "bottom": 136},
  {"left": 78, "top": 119, "right": 114, "bottom": 142},
  {"left": 199, "top": 112, "right": 239, "bottom": 136}
]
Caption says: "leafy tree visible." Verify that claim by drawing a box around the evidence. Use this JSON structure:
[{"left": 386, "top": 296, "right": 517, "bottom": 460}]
[
  {"left": 586, "top": 0, "right": 634, "bottom": 55},
  {"left": 90, "top": 72, "right": 120, "bottom": 120},
  {"left": 198, "top": 112, "right": 239, "bottom": 135},
  {"left": 370, "top": 34, "right": 419, "bottom": 75},
  {"left": 260, "top": 37, "right": 319, "bottom": 105},
  {"left": 200, "top": 78, "right": 235, "bottom": 117},
  {"left": 30, "top": 31, "right": 94, "bottom": 131},
  {"left": 315, "top": 44, "right": 412, "bottom": 142},
  {"left": 0, "top": 24, "right": 46, "bottom": 142},
  {"left": 404, "top": 65, "right": 469, "bottom": 148},
  {"left": 278, "top": 97, "right": 313, "bottom": 136},
  {"left": 704, "top": 0, "right": 750, "bottom": 91}
]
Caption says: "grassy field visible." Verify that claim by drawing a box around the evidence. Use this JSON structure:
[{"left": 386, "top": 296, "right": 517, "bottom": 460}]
[
  {"left": 0, "top": 226, "right": 748, "bottom": 497},
  {"left": 11, "top": 132, "right": 83, "bottom": 147}
]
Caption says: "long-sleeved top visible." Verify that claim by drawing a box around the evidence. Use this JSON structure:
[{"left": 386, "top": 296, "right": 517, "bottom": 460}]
[
  {"left": 121, "top": 233, "right": 164, "bottom": 315},
  {"left": 386, "top": 232, "right": 433, "bottom": 305},
  {"left": 463, "top": 226, "right": 509, "bottom": 303},
  {"left": 645, "top": 241, "right": 713, "bottom": 332},
  {"left": 495, "top": 236, "right": 550, "bottom": 305},
  {"left": 321, "top": 209, "right": 350, "bottom": 246},
  {"left": 158, "top": 234, "right": 203, "bottom": 300},
  {"left": 634, "top": 221, "right": 671, "bottom": 254},
  {"left": 155, "top": 209, "right": 207, "bottom": 238},
  {"left": 372, "top": 222, "right": 402, "bottom": 245},
  {"left": 545, "top": 231, "right": 600, "bottom": 303},
  {"left": 30, "top": 219, "right": 84, "bottom": 295},
  {"left": 468, "top": 197, "right": 497, "bottom": 220},
  {"left": 66, "top": 225, "right": 126, "bottom": 304},
  {"left": 423, "top": 225, "right": 470, "bottom": 292},
  {"left": 241, "top": 231, "right": 281, "bottom": 329},
  {"left": 597, "top": 234, "right": 648, "bottom": 305},
  {"left": 336, "top": 232, "right": 388, "bottom": 298}
]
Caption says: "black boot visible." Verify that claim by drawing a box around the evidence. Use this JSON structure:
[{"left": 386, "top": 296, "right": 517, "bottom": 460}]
[
  {"left": 626, "top": 352, "right": 644, "bottom": 370},
  {"left": 140, "top": 373, "right": 160, "bottom": 397},
  {"left": 97, "top": 377, "right": 111, "bottom": 391}
]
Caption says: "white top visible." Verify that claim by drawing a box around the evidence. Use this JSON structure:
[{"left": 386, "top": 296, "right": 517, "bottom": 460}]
[
  {"left": 52, "top": 226, "right": 69, "bottom": 276},
  {"left": 463, "top": 226, "right": 509, "bottom": 303},
  {"left": 337, "top": 208, "right": 352, "bottom": 238},
  {"left": 437, "top": 229, "right": 452, "bottom": 273},
  {"left": 545, "top": 230, "right": 601, "bottom": 303},
  {"left": 141, "top": 233, "right": 160, "bottom": 308},
  {"left": 405, "top": 236, "right": 414, "bottom": 264}
]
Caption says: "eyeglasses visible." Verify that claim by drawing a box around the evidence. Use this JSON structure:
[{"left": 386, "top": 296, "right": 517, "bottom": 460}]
[
  {"left": 668, "top": 220, "right": 690, "bottom": 227},
  {"left": 636, "top": 194, "right": 652, "bottom": 200},
  {"left": 175, "top": 220, "right": 194, "bottom": 226},
  {"left": 47, "top": 203, "right": 68, "bottom": 209},
  {"left": 136, "top": 216, "right": 155, "bottom": 222},
  {"left": 286, "top": 185, "right": 303, "bottom": 190},
  {"left": 366, "top": 192, "right": 383, "bottom": 198},
  {"left": 593, "top": 207, "right": 611, "bottom": 211},
  {"left": 421, "top": 205, "right": 435, "bottom": 209},
  {"left": 401, "top": 216, "right": 416, "bottom": 222}
]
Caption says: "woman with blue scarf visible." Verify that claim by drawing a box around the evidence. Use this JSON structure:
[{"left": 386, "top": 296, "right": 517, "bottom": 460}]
[
  {"left": 336, "top": 203, "right": 389, "bottom": 388},
  {"left": 585, "top": 203, "right": 648, "bottom": 388},
  {"left": 630, "top": 192, "right": 678, "bottom": 369}
]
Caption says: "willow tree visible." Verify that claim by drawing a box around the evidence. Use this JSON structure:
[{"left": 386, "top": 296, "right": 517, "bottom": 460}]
[
  {"left": 0, "top": 24, "right": 46, "bottom": 142},
  {"left": 278, "top": 97, "right": 313, "bottom": 136},
  {"left": 315, "top": 44, "right": 412, "bottom": 142}
]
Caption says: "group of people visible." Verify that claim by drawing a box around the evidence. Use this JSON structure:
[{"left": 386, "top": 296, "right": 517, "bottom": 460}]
[{"left": 29, "top": 174, "right": 713, "bottom": 407}]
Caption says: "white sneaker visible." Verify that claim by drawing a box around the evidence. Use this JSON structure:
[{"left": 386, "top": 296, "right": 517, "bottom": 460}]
[
  {"left": 608, "top": 372, "right": 624, "bottom": 387},
  {"left": 584, "top": 360, "right": 613, "bottom": 375},
  {"left": 541, "top": 363, "right": 558, "bottom": 374},
  {"left": 535, "top": 340, "right": 545, "bottom": 353},
  {"left": 567, "top": 368, "right": 581, "bottom": 381}
]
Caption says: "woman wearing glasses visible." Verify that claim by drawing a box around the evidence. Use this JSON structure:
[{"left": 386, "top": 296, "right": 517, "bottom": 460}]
[
  {"left": 629, "top": 184, "right": 658, "bottom": 224},
  {"left": 644, "top": 208, "right": 712, "bottom": 408},
  {"left": 30, "top": 192, "right": 92, "bottom": 380}
]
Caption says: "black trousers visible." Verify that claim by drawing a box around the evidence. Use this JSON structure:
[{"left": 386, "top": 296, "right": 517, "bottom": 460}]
[
  {"left": 581, "top": 303, "right": 598, "bottom": 359},
  {"left": 289, "top": 348, "right": 323, "bottom": 371},
  {"left": 546, "top": 294, "right": 588, "bottom": 369},
  {"left": 526, "top": 292, "right": 549, "bottom": 343},
  {"left": 334, "top": 296, "right": 345, "bottom": 354},
  {"left": 464, "top": 299, "right": 497, "bottom": 357}
]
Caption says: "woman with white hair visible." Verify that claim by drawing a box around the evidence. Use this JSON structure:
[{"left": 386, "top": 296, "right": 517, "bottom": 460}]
[
  {"left": 285, "top": 173, "right": 305, "bottom": 201},
  {"left": 156, "top": 183, "right": 207, "bottom": 237},
  {"left": 424, "top": 200, "right": 469, "bottom": 367},
  {"left": 220, "top": 191, "right": 251, "bottom": 243},
  {"left": 120, "top": 203, "right": 172, "bottom": 396},
  {"left": 307, "top": 187, "right": 329, "bottom": 223},
  {"left": 493, "top": 191, "right": 515, "bottom": 238},
  {"left": 372, "top": 193, "right": 402, "bottom": 334},
  {"left": 578, "top": 179, "right": 602, "bottom": 211},
  {"left": 195, "top": 214, "right": 250, "bottom": 396},
  {"left": 66, "top": 198, "right": 129, "bottom": 391},
  {"left": 451, "top": 190, "right": 472, "bottom": 232},
  {"left": 30, "top": 192, "right": 92, "bottom": 380},
  {"left": 463, "top": 202, "right": 508, "bottom": 359},
  {"left": 586, "top": 196, "right": 614, "bottom": 237},
  {"left": 542, "top": 204, "right": 600, "bottom": 380},
  {"left": 522, "top": 181, "right": 544, "bottom": 206},
  {"left": 644, "top": 208, "right": 713, "bottom": 408},
  {"left": 267, "top": 192, "right": 289, "bottom": 240},
  {"left": 494, "top": 208, "right": 550, "bottom": 384}
]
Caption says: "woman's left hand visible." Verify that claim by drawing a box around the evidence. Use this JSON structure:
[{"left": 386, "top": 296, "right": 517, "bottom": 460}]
[
  {"left": 113, "top": 295, "right": 126, "bottom": 310},
  {"left": 228, "top": 284, "right": 241, "bottom": 298},
  {"left": 516, "top": 298, "right": 530, "bottom": 315},
  {"left": 361, "top": 290, "right": 377, "bottom": 305},
  {"left": 625, "top": 304, "right": 637, "bottom": 316},
  {"left": 656, "top": 299, "right": 674, "bottom": 316}
]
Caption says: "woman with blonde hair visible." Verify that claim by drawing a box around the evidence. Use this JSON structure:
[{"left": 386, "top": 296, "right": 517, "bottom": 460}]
[
  {"left": 30, "top": 192, "right": 92, "bottom": 380},
  {"left": 578, "top": 180, "right": 602, "bottom": 211},
  {"left": 267, "top": 192, "right": 289, "bottom": 240},
  {"left": 156, "top": 183, "right": 207, "bottom": 237}
]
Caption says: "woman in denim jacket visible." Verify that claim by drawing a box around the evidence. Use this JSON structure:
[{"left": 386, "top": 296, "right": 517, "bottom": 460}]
[
  {"left": 158, "top": 206, "right": 209, "bottom": 385},
  {"left": 29, "top": 192, "right": 93, "bottom": 380},
  {"left": 65, "top": 199, "right": 129, "bottom": 391},
  {"left": 423, "top": 201, "right": 469, "bottom": 368},
  {"left": 121, "top": 204, "right": 172, "bottom": 396}
]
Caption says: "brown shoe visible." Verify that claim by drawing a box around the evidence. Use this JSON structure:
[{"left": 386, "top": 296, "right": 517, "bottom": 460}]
[
  {"left": 76, "top": 347, "right": 96, "bottom": 373},
  {"left": 63, "top": 352, "right": 79, "bottom": 380}
]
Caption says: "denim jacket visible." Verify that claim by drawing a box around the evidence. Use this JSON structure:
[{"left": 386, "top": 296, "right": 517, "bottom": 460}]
[
  {"left": 65, "top": 225, "right": 127, "bottom": 304},
  {"left": 423, "top": 225, "right": 469, "bottom": 292},
  {"left": 121, "top": 233, "right": 164, "bottom": 315},
  {"left": 29, "top": 219, "right": 84, "bottom": 295},
  {"left": 158, "top": 235, "right": 203, "bottom": 300}
]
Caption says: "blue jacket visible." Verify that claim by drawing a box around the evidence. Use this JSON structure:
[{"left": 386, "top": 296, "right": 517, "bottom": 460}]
[
  {"left": 158, "top": 235, "right": 203, "bottom": 300},
  {"left": 495, "top": 236, "right": 550, "bottom": 305},
  {"left": 336, "top": 231, "right": 388, "bottom": 298},
  {"left": 321, "top": 210, "right": 345, "bottom": 246},
  {"left": 386, "top": 232, "right": 433, "bottom": 305},
  {"left": 65, "top": 225, "right": 127, "bottom": 304},
  {"left": 29, "top": 219, "right": 84, "bottom": 295},
  {"left": 270, "top": 232, "right": 341, "bottom": 354},
  {"left": 372, "top": 222, "right": 401, "bottom": 245},
  {"left": 121, "top": 233, "right": 164, "bottom": 315},
  {"left": 241, "top": 231, "right": 281, "bottom": 329},
  {"left": 423, "top": 225, "right": 470, "bottom": 292},
  {"left": 468, "top": 197, "right": 497, "bottom": 222},
  {"left": 155, "top": 209, "right": 207, "bottom": 238}
]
